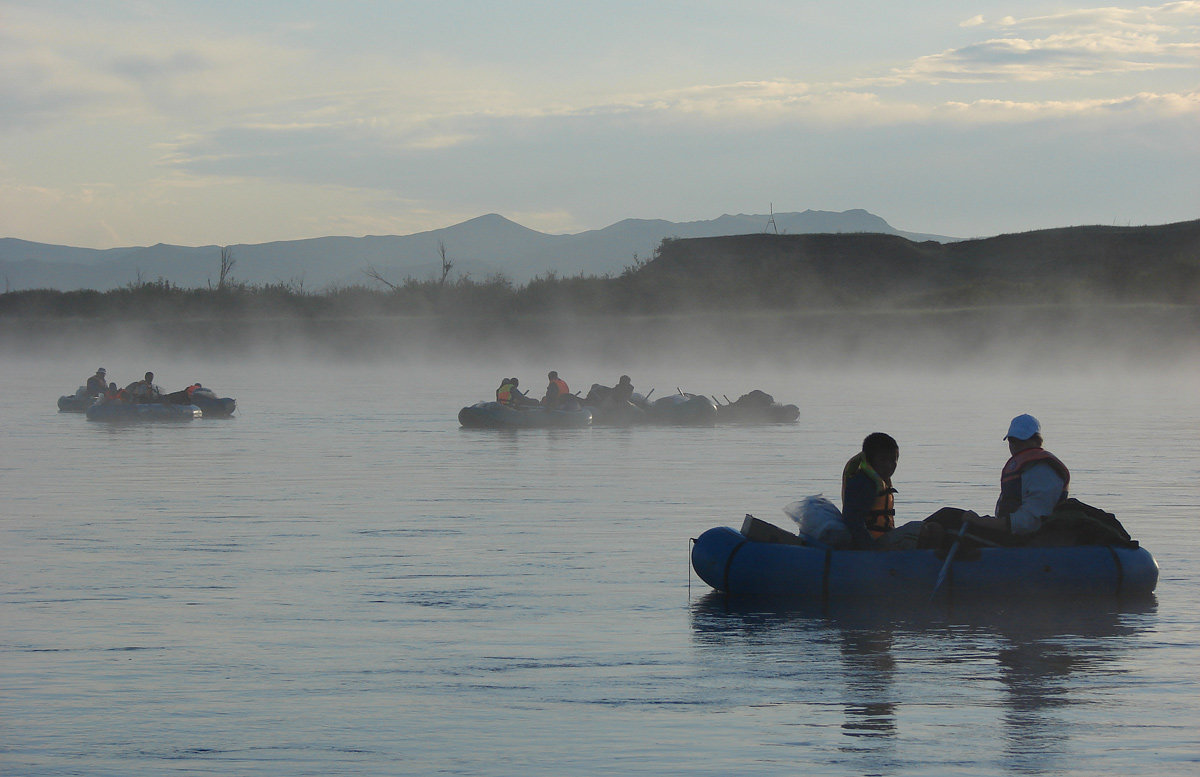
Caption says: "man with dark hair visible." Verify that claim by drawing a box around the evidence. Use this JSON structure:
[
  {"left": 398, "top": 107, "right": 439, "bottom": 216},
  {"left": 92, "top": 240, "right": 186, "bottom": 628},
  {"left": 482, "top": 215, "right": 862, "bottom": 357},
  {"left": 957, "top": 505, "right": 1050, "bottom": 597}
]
[
  {"left": 543, "top": 371, "right": 570, "bottom": 409},
  {"left": 126, "top": 371, "right": 161, "bottom": 403},
  {"left": 841, "top": 433, "right": 900, "bottom": 549},
  {"left": 841, "top": 433, "right": 931, "bottom": 550}
]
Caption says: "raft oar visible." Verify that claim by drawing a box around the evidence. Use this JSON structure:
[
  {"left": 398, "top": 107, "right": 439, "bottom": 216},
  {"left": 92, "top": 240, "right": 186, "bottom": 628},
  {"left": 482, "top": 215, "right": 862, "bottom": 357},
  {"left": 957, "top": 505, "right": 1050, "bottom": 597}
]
[{"left": 931, "top": 521, "right": 969, "bottom": 600}]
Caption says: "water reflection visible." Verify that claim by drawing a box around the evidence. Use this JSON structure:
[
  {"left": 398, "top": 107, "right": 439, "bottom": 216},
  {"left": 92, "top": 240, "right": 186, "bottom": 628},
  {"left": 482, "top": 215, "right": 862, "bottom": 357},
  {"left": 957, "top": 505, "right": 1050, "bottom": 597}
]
[
  {"left": 690, "top": 593, "right": 1157, "bottom": 773},
  {"left": 837, "top": 627, "right": 897, "bottom": 742}
]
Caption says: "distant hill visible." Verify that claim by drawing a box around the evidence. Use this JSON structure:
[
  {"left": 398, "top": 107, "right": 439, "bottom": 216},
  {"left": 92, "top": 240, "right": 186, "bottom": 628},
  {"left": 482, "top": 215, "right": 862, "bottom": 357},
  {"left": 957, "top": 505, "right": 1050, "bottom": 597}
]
[
  {"left": 634, "top": 219, "right": 1200, "bottom": 309},
  {"left": 0, "top": 210, "right": 952, "bottom": 292}
]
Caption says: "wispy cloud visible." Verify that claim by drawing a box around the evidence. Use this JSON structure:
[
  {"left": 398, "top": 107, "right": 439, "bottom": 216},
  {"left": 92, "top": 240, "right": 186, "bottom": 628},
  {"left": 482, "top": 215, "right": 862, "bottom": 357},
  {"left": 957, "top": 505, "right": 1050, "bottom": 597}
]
[
  {"left": 900, "top": 2, "right": 1200, "bottom": 82},
  {"left": 937, "top": 88, "right": 1200, "bottom": 121}
]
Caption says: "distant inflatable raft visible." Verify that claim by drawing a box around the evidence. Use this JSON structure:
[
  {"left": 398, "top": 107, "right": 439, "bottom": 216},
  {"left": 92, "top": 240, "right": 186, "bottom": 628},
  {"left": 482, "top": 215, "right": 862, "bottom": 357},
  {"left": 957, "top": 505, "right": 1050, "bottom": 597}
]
[
  {"left": 458, "top": 401, "right": 592, "bottom": 429},
  {"left": 691, "top": 523, "right": 1159, "bottom": 602}
]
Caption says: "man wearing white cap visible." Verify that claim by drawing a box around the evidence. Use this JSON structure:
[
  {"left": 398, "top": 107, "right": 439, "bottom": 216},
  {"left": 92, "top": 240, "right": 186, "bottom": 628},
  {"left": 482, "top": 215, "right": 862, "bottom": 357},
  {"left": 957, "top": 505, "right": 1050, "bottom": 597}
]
[{"left": 961, "top": 413, "right": 1071, "bottom": 538}]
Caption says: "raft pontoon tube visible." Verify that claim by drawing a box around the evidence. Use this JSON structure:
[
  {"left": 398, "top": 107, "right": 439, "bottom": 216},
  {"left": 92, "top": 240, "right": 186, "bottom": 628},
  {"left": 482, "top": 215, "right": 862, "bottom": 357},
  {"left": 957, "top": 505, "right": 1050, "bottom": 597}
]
[{"left": 691, "top": 521, "right": 1158, "bottom": 601}]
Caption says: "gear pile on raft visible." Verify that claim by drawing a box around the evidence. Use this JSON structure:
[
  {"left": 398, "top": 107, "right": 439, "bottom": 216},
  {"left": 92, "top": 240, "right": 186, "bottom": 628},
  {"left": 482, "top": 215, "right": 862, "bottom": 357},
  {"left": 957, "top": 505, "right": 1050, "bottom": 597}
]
[
  {"left": 459, "top": 371, "right": 799, "bottom": 429},
  {"left": 57, "top": 368, "right": 236, "bottom": 422}
]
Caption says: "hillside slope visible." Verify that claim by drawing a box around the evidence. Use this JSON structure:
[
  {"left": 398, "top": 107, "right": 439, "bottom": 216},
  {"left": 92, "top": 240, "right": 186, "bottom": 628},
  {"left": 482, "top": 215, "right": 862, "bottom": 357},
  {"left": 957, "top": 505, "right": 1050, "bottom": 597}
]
[{"left": 633, "top": 219, "right": 1200, "bottom": 309}]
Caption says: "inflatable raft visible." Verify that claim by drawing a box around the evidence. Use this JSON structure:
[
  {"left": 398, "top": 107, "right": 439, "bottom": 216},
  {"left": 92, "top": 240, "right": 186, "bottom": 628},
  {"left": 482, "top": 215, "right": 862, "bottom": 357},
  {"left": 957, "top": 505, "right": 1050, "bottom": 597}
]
[
  {"left": 458, "top": 401, "right": 592, "bottom": 429},
  {"left": 691, "top": 520, "right": 1158, "bottom": 602},
  {"left": 58, "top": 390, "right": 97, "bottom": 413},
  {"left": 86, "top": 402, "right": 202, "bottom": 422},
  {"left": 713, "top": 390, "right": 800, "bottom": 424},
  {"left": 190, "top": 395, "right": 236, "bottom": 417},
  {"left": 646, "top": 393, "right": 718, "bottom": 426},
  {"left": 162, "top": 386, "right": 236, "bottom": 418}
]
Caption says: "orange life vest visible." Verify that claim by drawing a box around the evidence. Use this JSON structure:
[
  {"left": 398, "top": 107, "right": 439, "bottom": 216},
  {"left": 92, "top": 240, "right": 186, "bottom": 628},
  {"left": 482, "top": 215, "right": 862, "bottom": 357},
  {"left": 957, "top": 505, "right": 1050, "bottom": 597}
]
[{"left": 996, "top": 447, "right": 1070, "bottom": 520}]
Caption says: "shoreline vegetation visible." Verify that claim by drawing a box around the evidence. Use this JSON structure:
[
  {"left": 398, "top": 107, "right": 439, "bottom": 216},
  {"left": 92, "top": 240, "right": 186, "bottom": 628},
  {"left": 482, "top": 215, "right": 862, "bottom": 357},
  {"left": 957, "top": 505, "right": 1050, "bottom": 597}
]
[{"left": 3, "top": 220, "right": 1197, "bottom": 363}]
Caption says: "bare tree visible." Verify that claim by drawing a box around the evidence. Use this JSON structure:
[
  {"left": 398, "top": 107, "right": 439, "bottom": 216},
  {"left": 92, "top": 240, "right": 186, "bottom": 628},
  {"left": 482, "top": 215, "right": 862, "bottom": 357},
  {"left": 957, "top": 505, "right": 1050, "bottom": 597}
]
[
  {"left": 439, "top": 241, "right": 453, "bottom": 287},
  {"left": 218, "top": 246, "right": 236, "bottom": 291},
  {"left": 363, "top": 265, "right": 399, "bottom": 291}
]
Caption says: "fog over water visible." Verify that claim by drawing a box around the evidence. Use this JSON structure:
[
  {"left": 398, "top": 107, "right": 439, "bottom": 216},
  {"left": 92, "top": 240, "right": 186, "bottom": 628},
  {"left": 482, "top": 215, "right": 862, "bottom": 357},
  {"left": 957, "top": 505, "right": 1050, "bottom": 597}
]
[{"left": 3, "top": 326, "right": 1199, "bottom": 776}]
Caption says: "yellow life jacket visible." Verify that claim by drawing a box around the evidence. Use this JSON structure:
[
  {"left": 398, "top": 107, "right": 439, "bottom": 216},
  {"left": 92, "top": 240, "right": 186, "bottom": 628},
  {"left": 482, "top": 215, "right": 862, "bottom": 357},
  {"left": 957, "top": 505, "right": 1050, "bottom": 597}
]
[
  {"left": 841, "top": 452, "right": 896, "bottom": 538},
  {"left": 496, "top": 382, "right": 515, "bottom": 405}
]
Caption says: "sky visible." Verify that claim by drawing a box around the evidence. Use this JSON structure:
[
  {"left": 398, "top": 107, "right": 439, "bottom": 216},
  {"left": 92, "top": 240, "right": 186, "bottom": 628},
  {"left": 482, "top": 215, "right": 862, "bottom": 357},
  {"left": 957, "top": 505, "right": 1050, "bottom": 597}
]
[{"left": 1, "top": 0, "right": 1197, "bottom": 248}]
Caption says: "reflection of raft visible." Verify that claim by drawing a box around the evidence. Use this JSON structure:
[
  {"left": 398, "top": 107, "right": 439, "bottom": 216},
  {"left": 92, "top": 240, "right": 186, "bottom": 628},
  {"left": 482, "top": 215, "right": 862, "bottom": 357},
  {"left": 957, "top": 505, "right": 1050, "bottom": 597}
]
[
  {"left": 86, "top": 402, "right": 202, "bottom": 422},
  {"left": 691, "top": 522, "right": 1159, "bottom": 602},
  {"left": 458, "top": 401, "right": 592, "bottom": 429}
]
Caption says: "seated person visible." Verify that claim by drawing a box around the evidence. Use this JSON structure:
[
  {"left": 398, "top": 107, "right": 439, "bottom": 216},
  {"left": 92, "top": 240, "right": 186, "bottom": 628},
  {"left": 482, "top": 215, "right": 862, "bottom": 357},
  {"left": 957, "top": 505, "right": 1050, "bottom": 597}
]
[
  {"left": 543, "top": 371, "right": 571, "bottom": 409},
  {"left": 957, "top": 414, "right": 1070, "bottom": 544},
  {"left": 126, "top": 371, "right": 162, "bottom": 403},
  {"left": 85, "top": 368, "right": 108, "bottom": 397},
  {"left": 610, "top": 375, "right": 635, "bottom": 406},
  {"left": 841, "top": 432, "right": 927, "bottom": 550}
]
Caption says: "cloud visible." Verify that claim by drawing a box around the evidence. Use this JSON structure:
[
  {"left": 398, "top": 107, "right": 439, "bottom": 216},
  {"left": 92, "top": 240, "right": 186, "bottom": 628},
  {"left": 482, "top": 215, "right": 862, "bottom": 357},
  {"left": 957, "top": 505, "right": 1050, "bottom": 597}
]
[
  {"left": 937, "top": 88, "right": 1200, "bottom": 122},
  {"left": 899, "top": 2, "right": 1200, "bottom": 83}
]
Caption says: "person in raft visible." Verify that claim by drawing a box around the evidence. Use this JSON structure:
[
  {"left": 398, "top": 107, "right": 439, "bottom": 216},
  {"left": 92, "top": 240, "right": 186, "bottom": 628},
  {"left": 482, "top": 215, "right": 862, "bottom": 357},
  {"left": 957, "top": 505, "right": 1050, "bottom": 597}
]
[
  {"left": 126, "top": 371, "right": 162, "bottom": 403},
  {"left": 542, "top": 371, "right": 571, "bottom": 409},
  {"left": 497, "top": 377, "right": 536, "bottom": 408},
  {"left": 85, "top": 368, "right": 108, "bottom": 397},
  {"left": 924, "top": 413, "right": 1070, "bottom": 546},
  {"left": 610, "top": 375, "right": 635, "bottom": 406},
  {"left": 496, "top": 378, "right": 517, "bottom": 407},
  {"left": 964, "top": 413, "right": 1070, "bottom": 542},
  {"left": 841, "top": 432, "right": 929, "bottom": 550}
]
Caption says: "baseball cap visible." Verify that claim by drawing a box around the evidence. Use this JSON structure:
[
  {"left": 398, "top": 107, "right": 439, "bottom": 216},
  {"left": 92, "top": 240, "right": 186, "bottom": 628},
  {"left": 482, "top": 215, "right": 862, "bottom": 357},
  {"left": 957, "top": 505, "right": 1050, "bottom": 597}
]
[{"left": 1004, "top": 413, "right": 1041, "bottom": 441}]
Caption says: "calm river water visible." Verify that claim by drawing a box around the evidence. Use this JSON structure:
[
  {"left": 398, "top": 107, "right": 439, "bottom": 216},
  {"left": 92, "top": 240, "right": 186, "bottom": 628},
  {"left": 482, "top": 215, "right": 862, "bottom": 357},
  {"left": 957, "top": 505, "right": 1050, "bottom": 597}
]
[{"left": 3, "top": 352, "right": 1199, "bottom": 776}]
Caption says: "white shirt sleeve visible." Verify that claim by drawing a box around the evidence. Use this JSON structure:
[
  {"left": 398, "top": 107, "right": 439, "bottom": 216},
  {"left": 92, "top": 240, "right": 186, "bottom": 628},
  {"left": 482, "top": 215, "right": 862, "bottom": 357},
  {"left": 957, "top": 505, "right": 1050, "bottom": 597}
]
[{"left": 1008, "top": 463, "right": 1066, "bottom": 535}]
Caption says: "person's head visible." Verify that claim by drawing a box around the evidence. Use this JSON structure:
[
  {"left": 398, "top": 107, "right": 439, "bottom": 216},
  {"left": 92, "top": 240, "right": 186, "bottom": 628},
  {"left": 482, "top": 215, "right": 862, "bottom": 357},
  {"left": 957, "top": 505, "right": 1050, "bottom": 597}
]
[
  {"left": 95, "top": 367, "right": 106, "bottom": 377},
  {"left": 511, "top": 377, "right": 519, "bottom": 387},
  {"left": 548, "top": 371, "right": 558, "bottom": 380},
  {"left": 1004, "top": 413, "right": 1043, "bottom": 453},
  {"left": 619, "top": 375, "right": 631, "bottom": 385},
  {"left": 862, "top": 432, "right": 899, "bottom": 479},
  {"left": 144, "top": 372, "right": 154, "bottom": 382},
  {"left": 109, "top": 382, "right": 117, "bottom": 390}
]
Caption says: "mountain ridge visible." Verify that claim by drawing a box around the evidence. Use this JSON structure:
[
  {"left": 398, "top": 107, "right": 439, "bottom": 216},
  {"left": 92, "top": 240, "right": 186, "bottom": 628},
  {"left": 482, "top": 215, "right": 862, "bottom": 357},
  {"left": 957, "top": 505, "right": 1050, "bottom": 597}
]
[{"left": 0, "top": 209, "right": 951, "bottom": 291}]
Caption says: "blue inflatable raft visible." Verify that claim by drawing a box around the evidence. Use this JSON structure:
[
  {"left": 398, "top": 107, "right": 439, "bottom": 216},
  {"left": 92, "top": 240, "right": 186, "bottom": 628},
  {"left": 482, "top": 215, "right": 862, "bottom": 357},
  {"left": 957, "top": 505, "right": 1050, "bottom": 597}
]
[
  {"left": 86, "top": 402, "right": 202, "bottom": 422},
  {"left": 691, "top": 522, "right": 1158, "bottom": 602},
  {"left": 458, "top": 401, "right": 592, "bottom": 429}
]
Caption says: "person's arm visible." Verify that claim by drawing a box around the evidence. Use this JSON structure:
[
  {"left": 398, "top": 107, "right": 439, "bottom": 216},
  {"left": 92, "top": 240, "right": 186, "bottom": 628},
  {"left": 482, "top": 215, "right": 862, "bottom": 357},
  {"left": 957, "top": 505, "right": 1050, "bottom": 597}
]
[
  {"left": 841, "top": 476, "right": 878, "bottom": 549},
  {"left": 1008, "top": 464, "right": 1065, "bottom": 535}
]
